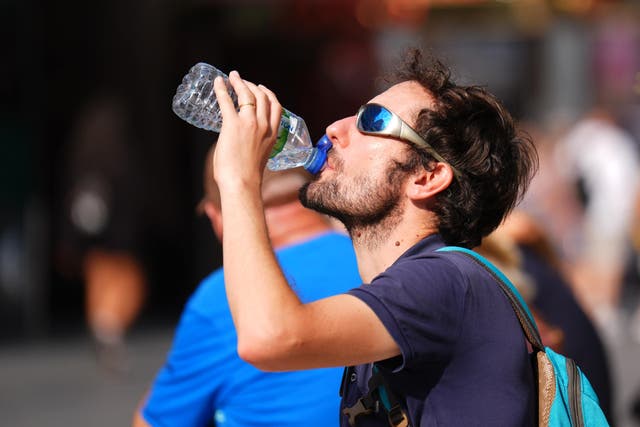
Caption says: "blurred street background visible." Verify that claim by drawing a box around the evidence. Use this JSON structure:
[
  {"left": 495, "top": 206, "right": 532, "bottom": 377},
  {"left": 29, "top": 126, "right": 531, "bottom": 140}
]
[{"left": 2, "top": 0, "right": 640, "bottom": 426}]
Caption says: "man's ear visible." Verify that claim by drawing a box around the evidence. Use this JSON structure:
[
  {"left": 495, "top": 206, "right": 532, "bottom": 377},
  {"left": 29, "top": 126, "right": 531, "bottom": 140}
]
[
  {"left": 204, "top": 202, "right": 224, "bottom": 241},
  {"left": 406, "top": 162, "right": 454, "bottom": 201}
]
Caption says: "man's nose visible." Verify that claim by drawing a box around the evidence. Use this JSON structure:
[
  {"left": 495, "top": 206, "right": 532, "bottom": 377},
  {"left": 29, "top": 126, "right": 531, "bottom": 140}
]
[{"left": 325, "top": 116, "right": 354, "bottom": 149}]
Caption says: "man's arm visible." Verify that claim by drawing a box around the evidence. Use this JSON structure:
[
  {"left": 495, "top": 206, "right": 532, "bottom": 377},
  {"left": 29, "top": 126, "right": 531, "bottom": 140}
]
[
  {"left": 132, "top": 409, "right": 151, "bottom": 427},
  {"left": 212, "top": 72, "right": 400, "bottom": 371},
  {"left": 131, "top": 392, "right": 151, "bottom": 427}
]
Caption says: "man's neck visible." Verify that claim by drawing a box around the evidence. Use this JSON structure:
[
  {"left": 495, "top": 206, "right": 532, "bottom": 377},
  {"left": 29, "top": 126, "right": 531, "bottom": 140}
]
[
  {"left": 265, "top": 201, "right": 332, "bottom": 249},
  {"left": 350, "top": 210, "right": 438, "bottom": 283}
]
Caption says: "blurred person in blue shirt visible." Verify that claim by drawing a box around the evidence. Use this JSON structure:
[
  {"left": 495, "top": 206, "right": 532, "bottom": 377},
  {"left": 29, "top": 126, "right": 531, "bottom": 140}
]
[{"left": 133, "top": 144, "right": 362, "bottom": 427}]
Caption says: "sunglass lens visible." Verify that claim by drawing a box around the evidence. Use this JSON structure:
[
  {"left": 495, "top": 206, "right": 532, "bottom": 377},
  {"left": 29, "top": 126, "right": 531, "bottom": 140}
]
[{"left": 360, "top": 104, "right": 392, "bottom": 133}]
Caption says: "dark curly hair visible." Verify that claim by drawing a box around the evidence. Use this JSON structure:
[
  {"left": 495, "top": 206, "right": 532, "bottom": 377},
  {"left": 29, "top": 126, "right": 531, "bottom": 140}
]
[{"left": 390, "top": 49, "right": 538, "bottom": 248}]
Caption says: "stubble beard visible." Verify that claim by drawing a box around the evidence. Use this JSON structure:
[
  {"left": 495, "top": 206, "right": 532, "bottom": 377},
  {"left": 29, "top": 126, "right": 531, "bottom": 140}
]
[{"left": 299, "top": 156, "right": 407, "bottom": 250}]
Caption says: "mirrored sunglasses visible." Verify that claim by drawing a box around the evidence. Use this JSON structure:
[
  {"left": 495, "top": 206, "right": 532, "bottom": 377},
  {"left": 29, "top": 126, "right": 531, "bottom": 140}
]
[{"left": 356, "top": 103, "right": 461, "bottom": 178}]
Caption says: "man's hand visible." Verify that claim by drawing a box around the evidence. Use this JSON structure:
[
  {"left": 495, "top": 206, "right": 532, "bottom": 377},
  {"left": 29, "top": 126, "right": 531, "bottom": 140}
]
[{"left": 212, "top": 71, "right": 282, "bottom": 195}]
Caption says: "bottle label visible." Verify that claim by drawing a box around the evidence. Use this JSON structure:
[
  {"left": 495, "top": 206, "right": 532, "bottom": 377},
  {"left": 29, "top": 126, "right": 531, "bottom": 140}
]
[{"left": 270, "top": 110, "right": 291, "bottom": 158}]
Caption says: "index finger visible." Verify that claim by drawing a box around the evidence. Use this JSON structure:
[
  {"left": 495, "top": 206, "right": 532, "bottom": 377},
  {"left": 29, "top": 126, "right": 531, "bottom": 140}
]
[{"left": 213, "top": 75, "right": 238, "bottom": 121}]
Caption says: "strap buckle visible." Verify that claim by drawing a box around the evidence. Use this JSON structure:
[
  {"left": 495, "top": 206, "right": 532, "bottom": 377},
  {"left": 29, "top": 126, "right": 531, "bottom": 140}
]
[
  {"left": 387, "top": 404, "right": 410, "bottom": 427},
  {"left": 342, "top": 397, "right": 378, "bottom": 426}
]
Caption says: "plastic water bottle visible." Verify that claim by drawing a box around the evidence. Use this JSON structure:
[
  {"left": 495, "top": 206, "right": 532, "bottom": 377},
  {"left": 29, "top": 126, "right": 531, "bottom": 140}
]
[{"left": 172, "top": 62, "right": 331, "bottom": 174}]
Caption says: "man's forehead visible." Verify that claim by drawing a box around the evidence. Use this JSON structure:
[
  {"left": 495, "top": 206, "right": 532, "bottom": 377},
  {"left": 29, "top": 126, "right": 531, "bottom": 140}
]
[{"left": 368, "top": 81, "right": 434, "bottom": 125}]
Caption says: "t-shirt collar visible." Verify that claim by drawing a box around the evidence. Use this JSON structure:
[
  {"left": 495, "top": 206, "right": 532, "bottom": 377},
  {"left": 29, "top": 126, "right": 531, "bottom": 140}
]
[{"left": 395, "top": 233, "right": 446, "bottom": 262}]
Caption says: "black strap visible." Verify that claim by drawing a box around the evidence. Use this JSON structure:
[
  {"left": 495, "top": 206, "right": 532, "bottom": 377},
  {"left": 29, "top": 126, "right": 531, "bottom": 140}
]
[
  {"left": 341, "top": 366, "right": 410, "bottom": 427},
  {"left": 370, "top": 366, "right": 409, "bottom": 427}
]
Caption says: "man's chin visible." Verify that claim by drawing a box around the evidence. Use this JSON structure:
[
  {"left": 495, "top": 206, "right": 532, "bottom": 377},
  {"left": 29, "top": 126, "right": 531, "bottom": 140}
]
[
  {"left": 299, "top": 182, "right": 337, "bottom": 215},
  {"left": 298, "top": 182, "right": 312, "bottom": 207},
  {"left": 298, "top": 181, "right": 317, "bottom": 209}
]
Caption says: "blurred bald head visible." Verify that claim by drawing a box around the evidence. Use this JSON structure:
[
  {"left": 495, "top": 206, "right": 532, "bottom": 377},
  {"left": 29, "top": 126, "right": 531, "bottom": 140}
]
[{"left": 199, "top": 143, "right": 311, "bottom": 212}]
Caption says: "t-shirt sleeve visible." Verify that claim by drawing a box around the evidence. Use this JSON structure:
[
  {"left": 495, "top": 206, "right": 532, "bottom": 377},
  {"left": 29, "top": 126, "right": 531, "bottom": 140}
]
[
  {"left": 142, "top": 306, "right": 230, "bottom": 427},
  {"left": 348, "top": 256, "right": 467, "bottom": 370}
]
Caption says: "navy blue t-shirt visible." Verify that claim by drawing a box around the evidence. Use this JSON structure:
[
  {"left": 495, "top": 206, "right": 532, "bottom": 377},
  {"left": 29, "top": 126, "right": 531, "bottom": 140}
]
[{"left": 343, "top": 235, "right": 535, "bottom": 426}]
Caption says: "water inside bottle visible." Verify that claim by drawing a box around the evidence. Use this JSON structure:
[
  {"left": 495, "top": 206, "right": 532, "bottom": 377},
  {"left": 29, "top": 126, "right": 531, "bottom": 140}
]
[{"left": 266, "top": 114, "right": 313, "bottom": 170}]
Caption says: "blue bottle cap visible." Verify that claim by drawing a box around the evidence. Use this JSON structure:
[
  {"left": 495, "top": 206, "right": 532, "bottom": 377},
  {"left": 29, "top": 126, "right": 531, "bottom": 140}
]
[{"left": 304, "top": 134, "right": 332, "bottom": 174}]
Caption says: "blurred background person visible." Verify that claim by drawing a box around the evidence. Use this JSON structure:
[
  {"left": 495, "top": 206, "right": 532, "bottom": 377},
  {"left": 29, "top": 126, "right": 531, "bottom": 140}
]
[
  {"left": 55, "top": 95, "right": 147, "bottom": 373},
  {"left": 631, "top": 190, "right": 640, "bottom": 343},
  {"left": 554, "top": 108, "right": 640, "bottom": 341},
  {"left": 133, "top": 145, "right": 362, "bottom": 427},
  {"left": 491, "top": 210, "right": 615, "bottom": 423}
]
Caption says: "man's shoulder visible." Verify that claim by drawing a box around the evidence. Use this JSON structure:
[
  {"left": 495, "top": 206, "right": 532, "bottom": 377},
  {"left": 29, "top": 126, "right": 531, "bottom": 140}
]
[
  {"left": 185, "top": 267, "right": 228, "bottom": 317},
  {"left": 278, "top": 232, "right": 361, "bottom": 300},
  {"left": 398, "top": 247, "right": 498, "bottom": 280},
  {"left": 280, "top": 231, "right": 354, "bottom": 255},
  {"left": 195, "top": 267, "right": 226, "bottom": 295},
  {"left": 369, "top": 248, "right": 504, "bottom": 305},
  {"left": 278, "top": 232, "right": 359, "bottom": 275},
  {"left": 385, "top": 249, "right": 470, "bottom": 286},
  {"left": 356, "top": 251, "right": 471, "bottom": 316}
]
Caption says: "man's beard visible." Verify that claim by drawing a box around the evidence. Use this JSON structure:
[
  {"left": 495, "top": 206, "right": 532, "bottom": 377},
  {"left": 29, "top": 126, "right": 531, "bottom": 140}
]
[{"left": 299, "top": 154, "right": 408, "bottom": 245}]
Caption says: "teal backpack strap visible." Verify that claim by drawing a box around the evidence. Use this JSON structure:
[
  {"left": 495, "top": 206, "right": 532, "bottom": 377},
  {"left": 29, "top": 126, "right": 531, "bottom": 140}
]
[
  {"left": 439, "top": 246, "right": 610, "bottom": 427},
  {"left": 436, "top": 246, "right": 544, "bottom": 351}
]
